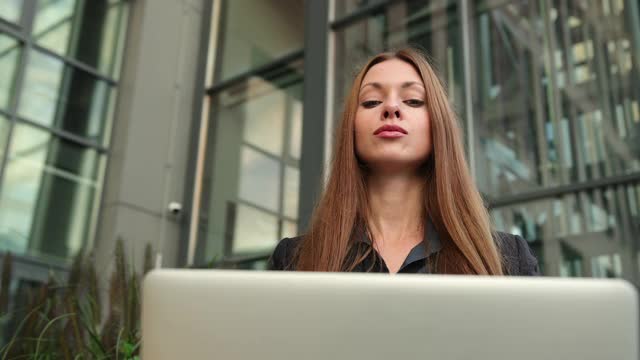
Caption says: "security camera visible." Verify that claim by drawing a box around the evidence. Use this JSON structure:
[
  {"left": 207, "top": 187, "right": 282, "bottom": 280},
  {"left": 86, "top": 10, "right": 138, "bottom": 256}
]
[{"left": 168, "top": 202, "right": 182, "bottom": 215}]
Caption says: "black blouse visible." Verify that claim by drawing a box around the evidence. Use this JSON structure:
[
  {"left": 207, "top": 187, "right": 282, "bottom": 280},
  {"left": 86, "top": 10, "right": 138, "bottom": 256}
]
[{"left": 267, "top": 222, "right": 540, "bottom": 275}]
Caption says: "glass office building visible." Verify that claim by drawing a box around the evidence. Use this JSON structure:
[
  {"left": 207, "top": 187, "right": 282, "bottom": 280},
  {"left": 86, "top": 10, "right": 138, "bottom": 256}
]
[
  {"left": 0, "top": 0, "right": 639, "bottom": 286},
  {"left": 194, "top": 0, "right": 640, "bottom": 281},
  {"left": 0, "top": 0, "right": 129, "bottom": 265}
]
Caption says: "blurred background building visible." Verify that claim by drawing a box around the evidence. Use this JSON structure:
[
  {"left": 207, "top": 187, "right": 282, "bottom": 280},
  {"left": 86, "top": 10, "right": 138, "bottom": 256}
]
[{"left": 0, "top": 0, "right": 639, "bottom": 293}]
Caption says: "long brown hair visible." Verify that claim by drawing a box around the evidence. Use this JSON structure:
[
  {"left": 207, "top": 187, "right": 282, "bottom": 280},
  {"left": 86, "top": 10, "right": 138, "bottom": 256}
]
[{"left": 294, "top": 47, "right": 504, "bottom": 275}]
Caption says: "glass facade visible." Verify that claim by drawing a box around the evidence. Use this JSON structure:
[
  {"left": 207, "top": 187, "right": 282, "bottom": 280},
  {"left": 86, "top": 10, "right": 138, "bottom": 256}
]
[
  {"left": 474, "top": 0, "right": 640, "bottom": 281},
  {"left": 196, "top": 0, "right": 304, "bottom": 266},
  {"left": 5, "top": 0, "right": 634, "bottom": 281},
  {"left": 492, "top": 184, "right": 640, "bottom": 278},
  {"left": 196, "top": 0, "right": 640, "bottom": 281},
  {"left": 0, "top": 0, "right": 23, "bottom": 25},
  {"left": 0, "top": 0, "right": 129, "bottom": 262},
  {"left": 216, "top": 0, "right": 304, "bottom": 82},
  {"left": 472, "top": 0, "right": 640, "bottom": 198},
  {"left": 328, "top": 0, "right": 640, "bottom": 282}
]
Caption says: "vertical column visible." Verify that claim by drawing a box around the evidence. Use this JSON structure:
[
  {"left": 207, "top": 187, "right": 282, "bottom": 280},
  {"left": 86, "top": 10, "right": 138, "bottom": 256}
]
[
  {"left": 624, "top": 0, "right": 640, "bottom": 75},
  {"left": 460, "top": 0, "right": 476, "bottom": 180},
  {"left": 298, "top": 0, "right": 329, "bottom": 232},
  {"left": 186, "top": 0, "right": 219, "bottom": 266}
]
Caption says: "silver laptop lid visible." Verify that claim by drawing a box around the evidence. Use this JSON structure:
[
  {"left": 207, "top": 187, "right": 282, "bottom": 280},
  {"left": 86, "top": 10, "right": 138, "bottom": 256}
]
[{"left": 142, "top": 270, "right": 638, "bottom": 360}]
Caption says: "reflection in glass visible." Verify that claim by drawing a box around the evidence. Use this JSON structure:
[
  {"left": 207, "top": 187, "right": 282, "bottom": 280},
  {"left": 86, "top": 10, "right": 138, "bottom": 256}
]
[
  {"left": 232, "top": 203, "right": 279, "bottom": 254},
  {"left": 0, "top": 34, "right": 21, "bottom": 110},
  {"left": 283, "top": 165, "right": 299, "bottom": 219},
  {"left": 239, "top": 146, "right": 280, "bottom": 212},
  {"left": 32, "top": 0, "right": 129, "bottom": 77},
  {"left": 0, "top": 114, "right": 8, "bottom": 161},
  {"left": 333, "top": 0, "right": 464, "bottom": 126},
  {"left": 473, "top": 0, "right": 640, "bottom": 197},
  {"left": 0, "top": 0, "right": 23, "bottom": 23},
  {"left": 628, "top": 184, "right": 640, "bottom": 220},
  {"left": 334, "top": 0, "right": 372, "bottom": 19},
  {"left": 281, "top": 220, "right": 297, "bottom": 240},
  {"left": 289, "top": 96, "right": 302, "bottom": 159},
  {"left": 18, "top": 50, "right": 115, "bottom": 144},
  {"left": 0, "top": 123, "right": 104, "bottom": 260},
  {"left": 199, "top": 62, "right": 303, "bottom": 262},
  {"left": 242, "top": 83, "right": 285, "bottom": 155},
  {"left": 491, "top": 183, "right": 640, "bottom": 283},
  {"left": 591, "top": 254, "right": 623, "bottom": 278},
  {"left": 216, "top": 0, "right": 303, "bottom": 82}
]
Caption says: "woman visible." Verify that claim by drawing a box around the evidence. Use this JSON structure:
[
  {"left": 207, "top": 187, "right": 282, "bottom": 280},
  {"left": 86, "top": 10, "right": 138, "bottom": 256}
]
[{"left": 269, "top": 47, "right": 539, "bottom": 275}]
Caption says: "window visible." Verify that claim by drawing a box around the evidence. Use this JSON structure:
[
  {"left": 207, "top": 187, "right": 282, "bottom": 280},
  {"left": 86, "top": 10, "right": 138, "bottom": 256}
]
[
  {"left": 199, "top": 62, "right": 304, "bottom": 262},
  {"left": 473, "top": 0, "right": 640, "bottom": 197},
  {"left": 0, "top": 0, "right": 129, "bottom": 261}
]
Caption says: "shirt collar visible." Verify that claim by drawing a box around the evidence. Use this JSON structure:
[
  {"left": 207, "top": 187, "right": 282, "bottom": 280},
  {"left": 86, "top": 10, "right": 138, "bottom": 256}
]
[{"left": 355, "top": 219, "right": 442, "bottom": 259}]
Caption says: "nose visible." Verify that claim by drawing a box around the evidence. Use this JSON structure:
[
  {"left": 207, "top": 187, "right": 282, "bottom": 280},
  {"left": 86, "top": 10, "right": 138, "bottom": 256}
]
[{"left": 382, "top": 103, "right": 401, "bottom": 120}]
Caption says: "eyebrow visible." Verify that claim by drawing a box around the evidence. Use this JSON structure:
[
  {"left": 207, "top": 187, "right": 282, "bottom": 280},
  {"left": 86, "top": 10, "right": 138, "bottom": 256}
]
[{"left": 360, "top": 81, "right": 425, "bottom": 91}]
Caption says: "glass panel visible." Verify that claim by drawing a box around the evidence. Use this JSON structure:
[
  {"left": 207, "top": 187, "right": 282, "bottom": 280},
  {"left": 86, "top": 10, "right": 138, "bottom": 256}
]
[
  {"left": 18, "top": 50, "right": 115, "bottom": 144},
  {"left": 198, "top": 61, "right": 303, "bottom": 263},
  {"left": 334, "top": 0, "right": 374, "bottom": 19},
  {"left": 250, "top": 259, "right": 268, "bottom": 270},
  {"left": 215, "top": 0, "right": 304, "bottom": 82},
  {"left": 591, "top": 254, "right": 623, "bottom": 278},
  {"left": 238, "top": 146, "right": 280, "bottom": 212},
  {"left": 230, "top": 258, "right": 269, "bottom": 271},
  {"left": 281, "top": 220, "right": 297, "bottom": 239},
  {"left": 0, "top": 33, "right": 21, "bottom": 110},
  {"left": 32, "top": 0, "right": 130, "bottom": 77},
  {"left": 0, "top": 123, "right": 104, "bottom": 260},
  {"left": 628, "top": 183, "right": 640, "bottom": 218},
  {"left": 289, "top": 92, "right": 302, "bottom": 160},
  {"left": 0, "top": 0, "right": 23, "bottom": 24},
  {"left": 491, "top": 184, "right": 640, "bottom": 283},
  {"left": 333, "top": 0, "right": 465, "bottom": 127},
  {"left": 283, "top": 165, "right": 299, "bottom": 218},
  {"left": 0, "top": 114, "right": 9, "bottom": 160},
  {"left": 474, "top": 0, "right": 640, "bottom": 197},
  {"left": 242, "top": 82, "right": 286, "bottom": 155},
  {"left": 232, "top": 203, "right": 279, "bottom": 254}
]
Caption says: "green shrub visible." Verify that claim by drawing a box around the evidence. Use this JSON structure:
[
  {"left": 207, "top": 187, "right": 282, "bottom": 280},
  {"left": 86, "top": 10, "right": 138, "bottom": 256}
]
[{"left": 0, "top": 239, "right": 151, "bottom": 360}]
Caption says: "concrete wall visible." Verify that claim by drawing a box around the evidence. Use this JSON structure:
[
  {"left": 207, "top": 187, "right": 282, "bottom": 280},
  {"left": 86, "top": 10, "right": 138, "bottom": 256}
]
[{"left": 93, "top": 0, "right": 207, "bottom": 279}]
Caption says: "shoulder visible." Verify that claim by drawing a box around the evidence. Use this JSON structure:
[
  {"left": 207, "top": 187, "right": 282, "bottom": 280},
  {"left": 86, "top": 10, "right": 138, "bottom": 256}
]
[
  {"left": 267, "top": 236, "right": 303, "bottom": 270},
  {"left": 493, "top": 231, "right": 540, "bottom": 276}
]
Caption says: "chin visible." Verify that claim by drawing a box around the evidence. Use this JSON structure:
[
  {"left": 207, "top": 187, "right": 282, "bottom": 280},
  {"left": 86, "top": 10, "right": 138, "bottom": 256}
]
[{"left": 363, "top": 156, "right": 427, "bottom": 172}]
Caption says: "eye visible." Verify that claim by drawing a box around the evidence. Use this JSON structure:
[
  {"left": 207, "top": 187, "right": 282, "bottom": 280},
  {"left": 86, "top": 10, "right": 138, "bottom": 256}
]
[
  {"left": 404, "top": 99, "right": 425, "bottom": 107},
  {"left": 361, "top": 100, "right": 382, "bottom": 109}
]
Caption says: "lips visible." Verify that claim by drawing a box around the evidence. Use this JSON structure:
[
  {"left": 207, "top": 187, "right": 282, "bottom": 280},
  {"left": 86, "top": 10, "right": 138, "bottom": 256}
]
[{"left": 373, "top": 124, "right": 408, "bottom": 135}]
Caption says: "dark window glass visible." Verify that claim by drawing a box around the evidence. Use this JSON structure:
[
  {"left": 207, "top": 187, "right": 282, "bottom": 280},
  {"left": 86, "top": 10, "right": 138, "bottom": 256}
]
[
  {"left": 32, "top": 0, "right": 129, "bottom": 77},
  {"left": 491, "top": 183, "right": 640, "bottom": 282},
  {"left": 214, "top": 0, "right": 304, "bottom": 82},
  {"left": 0, "top": 123, "right": 105, "bottom": 260},
  {"left": 18, "top": 50, "right": 116, "bottom": 145},
  {"left": 473, "top": 0, "right": 640, "bottom": 197}
]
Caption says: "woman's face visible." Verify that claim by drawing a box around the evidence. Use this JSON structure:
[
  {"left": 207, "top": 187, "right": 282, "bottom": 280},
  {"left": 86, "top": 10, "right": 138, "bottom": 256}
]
[{"left": 354, "top": 59, "right": 432, "bottom": 172}]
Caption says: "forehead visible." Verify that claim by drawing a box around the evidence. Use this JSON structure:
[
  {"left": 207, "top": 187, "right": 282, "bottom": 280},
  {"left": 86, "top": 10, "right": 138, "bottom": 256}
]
[{"left": 362, "top": 58, "right": 423, "bottom": 85}]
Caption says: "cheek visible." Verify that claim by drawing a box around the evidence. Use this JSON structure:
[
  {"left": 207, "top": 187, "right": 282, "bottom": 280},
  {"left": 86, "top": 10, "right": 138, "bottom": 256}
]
[
  {"left": 353, "top": 112, "right": 371, "bottom": 152},
  {"left": 414, "top": 112, "right": 433, "bottom": 155},
  {"left": 354, "top": 109, "right": 375, "bottom": 132}
]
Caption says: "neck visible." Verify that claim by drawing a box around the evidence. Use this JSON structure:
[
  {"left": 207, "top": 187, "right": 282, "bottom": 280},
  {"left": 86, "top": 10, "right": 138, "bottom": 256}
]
[{"left": 365, "top": 169, "right": 425, "bottom": 249}]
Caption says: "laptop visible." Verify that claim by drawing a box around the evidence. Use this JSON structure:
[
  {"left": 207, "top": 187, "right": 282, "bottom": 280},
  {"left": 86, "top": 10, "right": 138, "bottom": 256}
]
[{"left": 141, "top": 270, "right": 638, "bottom": 359}]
